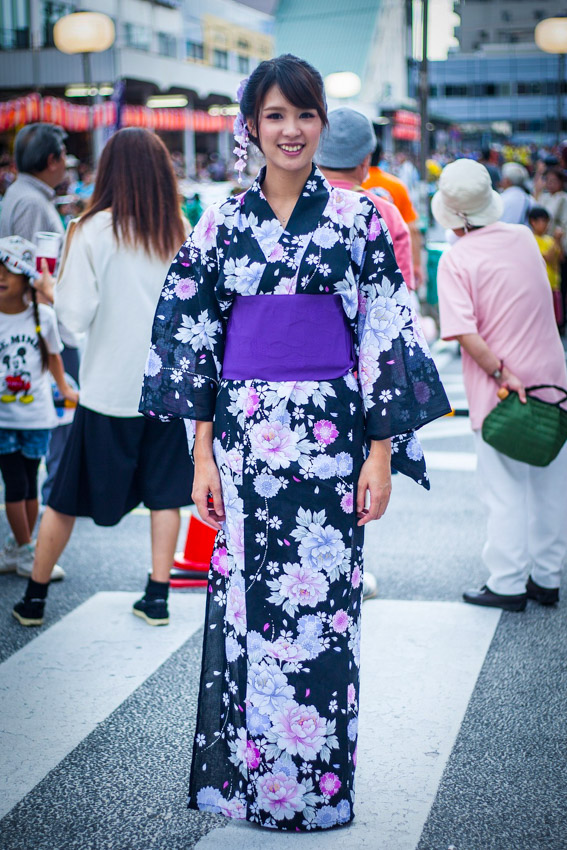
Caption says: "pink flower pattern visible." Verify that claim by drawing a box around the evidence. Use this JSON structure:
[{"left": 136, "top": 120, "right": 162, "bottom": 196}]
[
  {"left": 140, "top": 164, "right": 449, "bottom": 832},
  {"left": 270, "top": 701, "right": 327, "bottom": 760},
  {"left": 257, "top": 771, "right": 307, "bottom": 821},
  {"left": 320, "top": 772, "right": 342, "bottom": 797},
  {"left": 313, "top": 419, "right": 339, "bottom": 445},
  {"left": 211, "top": 546, "right": 229, "bottom": 577}
]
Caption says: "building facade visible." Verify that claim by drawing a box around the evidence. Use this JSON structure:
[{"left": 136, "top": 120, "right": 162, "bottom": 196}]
[
  {"left": 425, "top": 0, "right": 567, "bottom": 145},
  {"left": 0, "top": 0, "right": 274, "bottom": 165},
  {"left": 455, "top": 0, "right": 566, "bottom": 53},
  {"left": 275, "top": 0, "right": 414, "bottom": 120}
]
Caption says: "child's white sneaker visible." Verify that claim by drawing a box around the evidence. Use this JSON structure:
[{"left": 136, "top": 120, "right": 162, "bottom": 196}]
[
  {"left": 15, "top": 542, "right": 65, "bottom": 582},
  {"left": 0, "top": 534, "right": 19, "bottom": 573}
]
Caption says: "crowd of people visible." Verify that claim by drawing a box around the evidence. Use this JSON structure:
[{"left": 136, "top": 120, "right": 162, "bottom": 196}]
[{"left": 0, "top": 51, "right": 565, "bottom": 833}]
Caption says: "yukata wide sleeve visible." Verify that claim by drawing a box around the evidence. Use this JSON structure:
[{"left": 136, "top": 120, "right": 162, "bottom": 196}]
[
  {"left": 139, "top": 205, "right": 225, "bottom": 422},
  {"left": 355, "top": 209, "right": 451, "bottom": 486}
]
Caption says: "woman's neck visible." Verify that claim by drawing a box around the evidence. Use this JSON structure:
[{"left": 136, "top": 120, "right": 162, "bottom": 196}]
[{"left": 261, "top": 161, "right": 312, "bottom": 203}]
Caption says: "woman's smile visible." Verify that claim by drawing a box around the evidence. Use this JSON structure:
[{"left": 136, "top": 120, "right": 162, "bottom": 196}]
[{"left": 278, "top": 143, "right": 305, "bottom": 156}]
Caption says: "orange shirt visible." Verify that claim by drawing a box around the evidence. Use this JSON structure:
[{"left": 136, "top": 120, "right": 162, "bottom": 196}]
[{"left": 362, "top": 166, "right": 418, "bottom": 225}]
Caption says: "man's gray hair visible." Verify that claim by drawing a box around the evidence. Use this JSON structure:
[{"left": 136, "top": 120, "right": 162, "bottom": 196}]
[
  {"left": 501, "top": 161, "right": 529, "bottom": 188},
  {"left": 15, "top": 123, "right": 67, "bottom": 174}
]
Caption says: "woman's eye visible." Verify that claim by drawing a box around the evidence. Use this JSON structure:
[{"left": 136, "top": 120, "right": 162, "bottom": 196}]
[
  {"left": 300, "top": 112, "right": 316, "bottom": 119},
  {"left": 266, "top": 112, "right": 282, "bottom": 120}
]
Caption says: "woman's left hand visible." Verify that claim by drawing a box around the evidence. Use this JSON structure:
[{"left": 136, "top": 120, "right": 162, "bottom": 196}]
[
  {"left": 356, "top": 441, "right": 392, "bottom": 527},
  {"left": 61, "top": 385, "right": 79, "bottom": 405}
]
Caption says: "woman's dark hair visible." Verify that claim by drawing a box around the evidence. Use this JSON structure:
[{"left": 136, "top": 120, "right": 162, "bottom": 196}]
[
  {"left": 370, "top": 141, "right": 383, "bottom": 168},
  {"left": 240, "top": 54, "right": 328, "bottom": 150},
  {"left": 29, "top": 285, "right": 49, "bottom": 371},
  {"left": 79, "top": 128, "right": 186, "bottom": 260}
]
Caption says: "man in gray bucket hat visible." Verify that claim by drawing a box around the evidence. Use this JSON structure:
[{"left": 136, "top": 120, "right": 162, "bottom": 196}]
[
  {"left": 316, "top": 108, "right": 414, "bottom": 289},
  {"left": 315, "top": 109, "right": 417, "bottom": 603}
]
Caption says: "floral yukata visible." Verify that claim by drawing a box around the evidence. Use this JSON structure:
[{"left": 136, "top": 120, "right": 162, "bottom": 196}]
[{"left": 140, "top": 165, "right": 450, "bottom": 831}]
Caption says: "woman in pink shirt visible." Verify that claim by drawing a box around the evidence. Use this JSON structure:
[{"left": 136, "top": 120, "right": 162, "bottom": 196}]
[{"left": 433, "top": 159, "right": 567, "bottom": 612}]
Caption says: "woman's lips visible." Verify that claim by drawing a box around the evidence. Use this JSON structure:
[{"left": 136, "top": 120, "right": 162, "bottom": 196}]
[{"left": 278, "top": 144, "right": 305, "bottom": 157}]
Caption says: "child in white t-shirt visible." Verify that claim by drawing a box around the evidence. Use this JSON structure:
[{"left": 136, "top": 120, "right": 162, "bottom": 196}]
[{"left": 0, "top": 236, "right": 78, "bottom": 579}]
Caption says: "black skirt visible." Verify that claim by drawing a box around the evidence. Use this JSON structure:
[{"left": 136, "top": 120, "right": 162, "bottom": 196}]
[{"left": 48, "top": 405, "right": 193, "bottom": 526}]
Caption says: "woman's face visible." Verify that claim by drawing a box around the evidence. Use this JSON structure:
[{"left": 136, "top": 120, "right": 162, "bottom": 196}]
[
  {"left": 253, "top": 85, "right": 323, "bottom": 175},
  {"left": 546, "top": 172, "right": 563, "bottom": 194}
]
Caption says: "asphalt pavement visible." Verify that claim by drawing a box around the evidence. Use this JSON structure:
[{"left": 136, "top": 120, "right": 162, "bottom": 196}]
[{"left": 1, "top": 344, "right": 566, "bottom": 850}]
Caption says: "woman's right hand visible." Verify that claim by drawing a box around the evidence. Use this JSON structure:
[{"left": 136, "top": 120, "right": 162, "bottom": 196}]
[
  {"left": 192, "top": 454, "right": 226, "bottom": 531},
  {"left": 498, "top": 366, "right": 527, "bottom": 403}
]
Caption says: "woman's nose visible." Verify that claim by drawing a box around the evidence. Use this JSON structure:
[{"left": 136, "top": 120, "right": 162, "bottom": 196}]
[{"left": 282, "top": 120, "right": 301, "bottom": 137}]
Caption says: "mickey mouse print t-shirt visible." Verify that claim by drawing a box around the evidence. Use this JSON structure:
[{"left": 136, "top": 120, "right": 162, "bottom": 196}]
[{"left": 0, "top": 303, "right": 62, "bottom": 430}]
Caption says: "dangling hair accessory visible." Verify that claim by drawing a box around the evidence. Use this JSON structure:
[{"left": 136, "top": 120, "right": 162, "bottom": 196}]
[{"left": 234, "top": 77, "right": 250, "bottom": 184}]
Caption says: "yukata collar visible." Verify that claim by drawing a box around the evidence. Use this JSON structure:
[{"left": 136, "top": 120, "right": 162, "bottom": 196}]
[{"left": 244, "top": 163, "right": 331, "bottom": 238}]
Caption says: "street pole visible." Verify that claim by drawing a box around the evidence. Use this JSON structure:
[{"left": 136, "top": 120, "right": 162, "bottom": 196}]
[
  {"left": 82, "top": 51, "right": 95, "bottom": 164},
  {"left": 419, "top": 0, "right": 429, "bottom": 180},
  {"left": 558, "top": 52, "right": 565, "bottom": 145}
]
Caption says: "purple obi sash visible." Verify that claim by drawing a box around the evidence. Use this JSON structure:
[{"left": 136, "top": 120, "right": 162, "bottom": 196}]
[{"left": 222, "top": 294, "right": 356, "bottom": 382}]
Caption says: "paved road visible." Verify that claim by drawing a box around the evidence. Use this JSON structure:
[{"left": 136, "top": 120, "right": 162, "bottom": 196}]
[{"left": 1, "top": 345, "right": 566, "bottom": 850}]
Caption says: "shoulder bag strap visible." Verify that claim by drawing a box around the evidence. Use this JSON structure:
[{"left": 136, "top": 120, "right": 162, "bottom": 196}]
[{"left": 525, "top": 384, "right": 567, "bottom": 406}]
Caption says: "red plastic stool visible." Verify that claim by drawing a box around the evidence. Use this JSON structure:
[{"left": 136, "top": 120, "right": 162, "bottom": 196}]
[{"left": 170, "top": 513, "right": 217, "bottom": 588}]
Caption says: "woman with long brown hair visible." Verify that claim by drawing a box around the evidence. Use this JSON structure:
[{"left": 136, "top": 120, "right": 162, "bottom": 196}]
[{"left": 13, "top": 127, "right": 192, "bottom": 628}]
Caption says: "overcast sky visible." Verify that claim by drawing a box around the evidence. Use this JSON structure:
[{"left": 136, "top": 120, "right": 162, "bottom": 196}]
[{"left": 419, "top": 0, "right": 460, "bottom": 60}]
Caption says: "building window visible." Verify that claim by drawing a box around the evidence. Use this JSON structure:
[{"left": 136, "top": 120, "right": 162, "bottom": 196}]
[
  {"left": 213, "top": 48, "right": 228, "bottom": 69},
  {"left": 237, "top": 54, "right": 249, "bottom": 74},
  {"left": 444, "top": 84, "right": 468, "bottom": 97},
  {"left": 157, "top": 32, "right": 177, "bottom": 58},
  {"left": 517, "top": 81, "right": 543, "bottom": 96},
  {"left": 0, "top": 26, "right": 30, "bottom": 48},
  {"left": 123, "top": 22, "right": 151, "bottom": 51},
  {"left": 186, "top": 40, "right": 204, "bottom": 61},
  {"left": 42, "top": 1, "right": 75, "bottom": 48}
]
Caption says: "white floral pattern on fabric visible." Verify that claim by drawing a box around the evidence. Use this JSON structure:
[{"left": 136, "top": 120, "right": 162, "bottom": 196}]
[{"left": 139, "top": 164, "right": 450, "bottom": 832}]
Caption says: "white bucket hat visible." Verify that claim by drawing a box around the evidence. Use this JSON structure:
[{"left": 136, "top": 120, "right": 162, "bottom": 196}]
[{"left": 431, "top": 158, "right": 503, "bottom": 230}]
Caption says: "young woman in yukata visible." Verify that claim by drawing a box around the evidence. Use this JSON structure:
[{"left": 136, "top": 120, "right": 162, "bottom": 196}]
[{"left": 140, "top": 54, "right": 450, "bottom": 832}]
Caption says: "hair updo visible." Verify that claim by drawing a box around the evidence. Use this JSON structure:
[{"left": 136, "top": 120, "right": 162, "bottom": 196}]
[{"left": 239, "top": 54, "right": 328, "bottom": 151}]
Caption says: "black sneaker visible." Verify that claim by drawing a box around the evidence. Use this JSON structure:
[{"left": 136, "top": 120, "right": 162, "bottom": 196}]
[
  {"left": 12, "top": 597, "right": 45, "bottom": 627},
  {"left": 132, "top": 595, "right": 169, "bottom": 626}
]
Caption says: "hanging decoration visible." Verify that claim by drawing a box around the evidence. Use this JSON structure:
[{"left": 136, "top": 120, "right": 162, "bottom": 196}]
[{"left": 0, "top": 93, "right": 235, "bottom": 134}]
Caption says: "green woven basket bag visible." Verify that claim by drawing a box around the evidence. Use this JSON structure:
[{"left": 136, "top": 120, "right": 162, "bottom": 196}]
[{"left": 482, "top": 385, "right": 567, "bottom": 467}]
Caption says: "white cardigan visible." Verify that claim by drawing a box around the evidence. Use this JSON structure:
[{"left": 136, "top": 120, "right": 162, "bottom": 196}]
[{"left": 55, "top": 212, "right": 179, "bottom": 417}]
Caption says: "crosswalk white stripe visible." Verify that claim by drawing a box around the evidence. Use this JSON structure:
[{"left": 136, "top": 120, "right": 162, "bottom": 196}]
[
  {"left": 420, "top": 420, "right": 473, "bottom": 440},
  {"left": 0, "top": 592, "right": 205, "bottom": 819},
  {"left": 194, "top": 601, "right": 500, "bottom": 849},
  {"left": 425, "top": 451, "right": 477, "bottom": 471}
]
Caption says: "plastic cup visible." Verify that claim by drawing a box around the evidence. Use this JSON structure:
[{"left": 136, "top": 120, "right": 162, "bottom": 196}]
[{"left": 35, "top": 231, "right": 61, "bottom": 274}]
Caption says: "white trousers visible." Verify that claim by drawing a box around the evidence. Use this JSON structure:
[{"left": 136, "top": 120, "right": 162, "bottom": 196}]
[{"left": 474, "top": 432, "right": 567, "bottom": 595}]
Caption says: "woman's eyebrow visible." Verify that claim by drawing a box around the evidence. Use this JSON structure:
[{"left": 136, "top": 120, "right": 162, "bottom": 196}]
[{"left": 262, "top": 103, "right": 288, "bottom": 111}]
